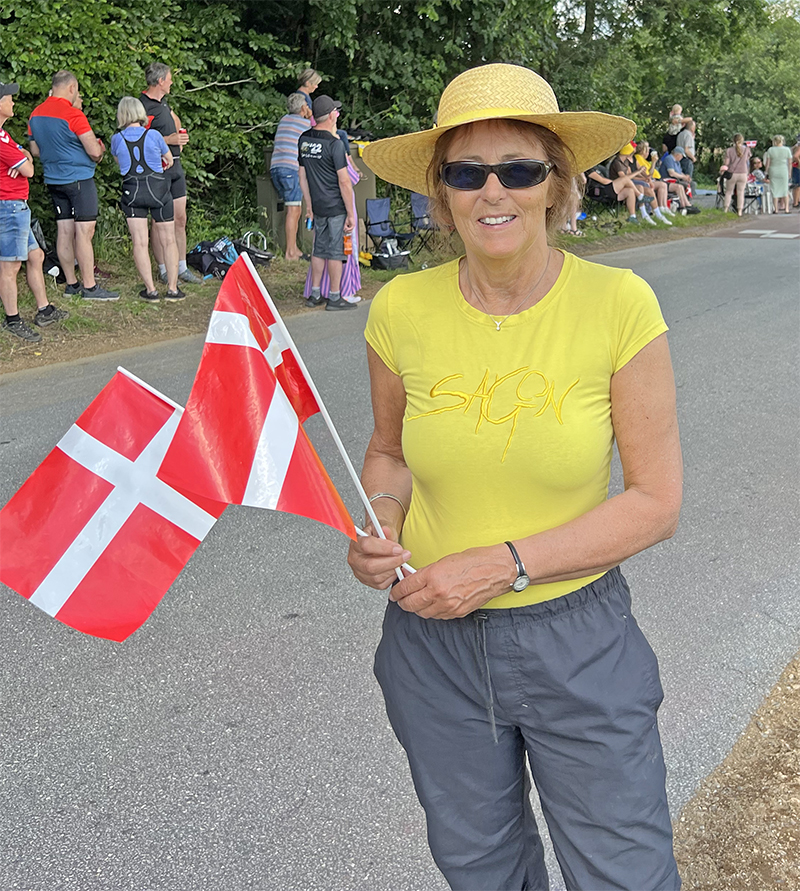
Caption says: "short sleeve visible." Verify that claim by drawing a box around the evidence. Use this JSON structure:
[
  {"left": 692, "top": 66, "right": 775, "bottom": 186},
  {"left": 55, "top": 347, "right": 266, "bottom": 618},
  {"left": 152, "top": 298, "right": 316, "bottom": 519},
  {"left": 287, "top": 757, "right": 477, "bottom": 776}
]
[
  {"left": 154, "top": 131, "right": 169, "bottom": 154},
  {"left": 332, "top": 138, "right": 347, "bottom": 171},
  {"left": 613, "top": 271, "right": 668, "bottom": 373},
  {"left": 0, "top": 133, "right": 26, "bottom": 168},
  {"left": 364, "top": 280, "right": 400, "bottom": 375},
  {"left": 68, "top": 108, "right": 92, "bottom": 137}
]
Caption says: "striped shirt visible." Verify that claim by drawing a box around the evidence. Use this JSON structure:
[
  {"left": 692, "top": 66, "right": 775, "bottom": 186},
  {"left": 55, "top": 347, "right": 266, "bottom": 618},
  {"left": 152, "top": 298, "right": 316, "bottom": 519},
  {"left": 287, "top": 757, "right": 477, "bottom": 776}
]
[{"left": 270, "top": 113, "right": 309, "bottom": 170}]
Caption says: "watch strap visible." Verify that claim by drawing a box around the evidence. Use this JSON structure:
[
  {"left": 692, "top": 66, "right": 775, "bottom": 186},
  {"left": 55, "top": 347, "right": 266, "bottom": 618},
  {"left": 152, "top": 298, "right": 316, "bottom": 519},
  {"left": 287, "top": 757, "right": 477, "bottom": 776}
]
[{"left": 504, "top": 540, "right": 526, "bottom": 578}]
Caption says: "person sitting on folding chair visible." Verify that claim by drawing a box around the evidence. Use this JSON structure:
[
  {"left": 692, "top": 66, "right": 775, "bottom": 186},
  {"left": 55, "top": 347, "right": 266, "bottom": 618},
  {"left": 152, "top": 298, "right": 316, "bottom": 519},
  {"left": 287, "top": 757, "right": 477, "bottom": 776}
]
[{"left": 586, "top": 161, "right": 640, "bottom": 222}]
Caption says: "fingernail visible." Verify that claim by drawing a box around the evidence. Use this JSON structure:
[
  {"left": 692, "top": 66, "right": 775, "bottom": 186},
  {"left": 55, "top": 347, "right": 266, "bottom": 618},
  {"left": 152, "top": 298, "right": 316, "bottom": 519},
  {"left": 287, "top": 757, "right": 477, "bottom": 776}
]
[{"left": 392, "top": 546, "right": 403, "bottom": 555}]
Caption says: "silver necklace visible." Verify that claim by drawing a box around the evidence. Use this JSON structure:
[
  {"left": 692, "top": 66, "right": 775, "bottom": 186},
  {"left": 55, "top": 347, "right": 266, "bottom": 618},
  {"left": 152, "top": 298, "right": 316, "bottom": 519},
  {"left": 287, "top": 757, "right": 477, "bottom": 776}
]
[{"left": 464, "top": 251, "right": 552, "bottom": 331}]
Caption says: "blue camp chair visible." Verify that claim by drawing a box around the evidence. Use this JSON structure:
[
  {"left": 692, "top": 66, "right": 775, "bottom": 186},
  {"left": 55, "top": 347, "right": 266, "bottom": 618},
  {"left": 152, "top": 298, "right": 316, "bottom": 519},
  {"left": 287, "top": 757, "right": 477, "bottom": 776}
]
[
  {"left": 410, "top": 192, "right": 437, "bottom": 254},
  {"left": 364, "top": 197, "right": 414, "bottom": 254}
]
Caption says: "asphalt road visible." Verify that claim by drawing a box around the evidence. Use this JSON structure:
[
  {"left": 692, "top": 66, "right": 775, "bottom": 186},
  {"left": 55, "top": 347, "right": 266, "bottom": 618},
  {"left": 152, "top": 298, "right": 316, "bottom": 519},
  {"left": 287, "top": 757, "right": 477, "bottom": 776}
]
[{"left": 1, "top": 233, "right": 798, "bottom": 891}]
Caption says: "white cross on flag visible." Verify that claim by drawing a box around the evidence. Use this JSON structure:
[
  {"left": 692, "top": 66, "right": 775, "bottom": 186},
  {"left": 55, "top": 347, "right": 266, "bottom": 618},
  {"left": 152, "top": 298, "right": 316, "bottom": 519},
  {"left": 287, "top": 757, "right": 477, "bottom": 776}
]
[
  {"left": 157, "top": 257, "right": 356, "bottom": 540},
  {"left": 0, "top": 371, "right": 226, "bottom": 642}
]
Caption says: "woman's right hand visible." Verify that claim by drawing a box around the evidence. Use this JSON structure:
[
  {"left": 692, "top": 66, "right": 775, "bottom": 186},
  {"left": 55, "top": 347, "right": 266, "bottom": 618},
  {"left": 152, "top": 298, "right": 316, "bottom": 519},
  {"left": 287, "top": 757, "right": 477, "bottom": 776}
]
[{"left": 348, "top": 524, "right": 412, "bottom": 590}]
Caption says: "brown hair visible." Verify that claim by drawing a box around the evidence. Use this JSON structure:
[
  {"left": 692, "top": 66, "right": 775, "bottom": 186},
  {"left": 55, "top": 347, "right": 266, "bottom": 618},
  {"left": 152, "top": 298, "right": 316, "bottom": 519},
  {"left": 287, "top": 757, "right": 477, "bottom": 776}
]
[
  {"left": 425, "top": 120, "right": 576, "bottom": 240},
  {"left": 733, "top": 133, "right": 744, "bottom": 158}
]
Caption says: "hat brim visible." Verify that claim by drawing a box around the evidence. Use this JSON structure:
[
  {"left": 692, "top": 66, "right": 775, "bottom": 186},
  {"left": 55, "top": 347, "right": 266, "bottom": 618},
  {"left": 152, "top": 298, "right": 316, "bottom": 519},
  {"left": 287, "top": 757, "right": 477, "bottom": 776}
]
[
  {"left": 0, "top": 83, "right": 20, "bottom": 98},
  {"left": 364, "top": 111, "right": 636, "bottom": 195}
]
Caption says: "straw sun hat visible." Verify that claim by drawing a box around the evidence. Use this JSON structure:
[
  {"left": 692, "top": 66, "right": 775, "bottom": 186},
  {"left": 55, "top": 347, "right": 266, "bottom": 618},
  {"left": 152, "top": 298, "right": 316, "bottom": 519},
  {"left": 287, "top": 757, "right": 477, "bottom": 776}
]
[{"left": 363, "top": 63, "right": 636, "bottom": 195}]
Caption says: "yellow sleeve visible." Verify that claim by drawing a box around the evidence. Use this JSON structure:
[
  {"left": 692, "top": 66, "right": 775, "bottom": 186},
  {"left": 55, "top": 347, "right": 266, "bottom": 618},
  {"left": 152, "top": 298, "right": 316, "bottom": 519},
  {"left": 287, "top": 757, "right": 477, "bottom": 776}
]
[
  {"left": 364, "top": 279, "right": 400, "bottom": 375},
  {"left": 613, "top": 271, "right": 669, "bottom": 373}
]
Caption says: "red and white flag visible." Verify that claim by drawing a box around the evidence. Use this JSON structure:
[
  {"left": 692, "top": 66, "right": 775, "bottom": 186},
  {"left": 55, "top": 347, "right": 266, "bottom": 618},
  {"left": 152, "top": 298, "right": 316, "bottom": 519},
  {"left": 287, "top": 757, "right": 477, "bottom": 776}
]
[
  {"left": 158, "top": 257, "right": 356, "bottom": 540},
  {"left": 0, "top": 371, "right": 226, "bottom": 642}
]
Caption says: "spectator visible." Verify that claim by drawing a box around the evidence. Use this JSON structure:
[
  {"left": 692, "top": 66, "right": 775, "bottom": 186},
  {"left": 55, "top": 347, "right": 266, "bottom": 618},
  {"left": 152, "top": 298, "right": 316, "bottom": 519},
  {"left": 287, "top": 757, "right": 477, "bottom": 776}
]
[
  {"left": 660, "top": 147, "right": 700, "bottom": 214},
  {"left": 298, "top": 94, "right": 356, "bottom": 311},
  {"left": 111, "top": 97, "right": 182, "bottom": 302},
  {"left": 296, "top": 69, "right": 321, "bottom": 113},
  {"left": 1, "top": 82, "right": 69, "bottom": 342},
  {"left": 751, "top": 156, "right": 766, "bottom": 182},
  {"left": 791, "top": 134, "right": 800, "bottom": 210},
  {"left": 586, "top": 159, "right": 640, "bottom": 222},
  {"left": 721, "top": 133, "right": 751, "bottom": 217},
  {"left": 661, "top": 113, "right": 684, "bottom": 156},
  {"left": 140, "top": 62, "right": 202, "bottom": 285},
  {"left": 611, "top": 143, "right": 672, "bottom": 225},
  {"left": 676, "top": 119, "right": 697, "bottom": 180},
  {"left": 27, "top": 70, "right": 119, "bottom": 301},
  {"left": 764, "top": 135, "right": 793, "bottom": 214},
  {"left": 561, "top": 173, "right": 586, "bottom": 236},
  {"left": 270, "top": 92, "right": 312, "bottom": 261},
  {"left": 634, "top": 139, "right": 673, "bottom": 220}
]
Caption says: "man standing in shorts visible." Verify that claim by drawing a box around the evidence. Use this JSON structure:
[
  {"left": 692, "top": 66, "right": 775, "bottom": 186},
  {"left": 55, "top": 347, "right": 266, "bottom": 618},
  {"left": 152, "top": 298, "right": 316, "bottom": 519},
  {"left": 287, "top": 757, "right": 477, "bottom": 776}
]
[
  {"left": 270, "top": 92, "right": 312, "bottom": 260},
  {"left": 140, "top": 62, "right": 202, "bottom": 285},
  {"left": 298, "top": 95, "right": 356, "bottom": 311},
  {"left": 1, "top": 81, "right": 69, "bottom": 342},
  {"left": 27, "top": 70, "right": 119, "bottom": 301}
]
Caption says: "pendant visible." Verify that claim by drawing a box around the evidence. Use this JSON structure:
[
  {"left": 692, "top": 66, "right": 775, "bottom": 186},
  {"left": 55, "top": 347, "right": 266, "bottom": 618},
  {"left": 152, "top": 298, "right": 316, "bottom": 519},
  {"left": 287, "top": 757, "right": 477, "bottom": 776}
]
[{"left": 494, "top": 320, "right": 502, "bottom": 331}]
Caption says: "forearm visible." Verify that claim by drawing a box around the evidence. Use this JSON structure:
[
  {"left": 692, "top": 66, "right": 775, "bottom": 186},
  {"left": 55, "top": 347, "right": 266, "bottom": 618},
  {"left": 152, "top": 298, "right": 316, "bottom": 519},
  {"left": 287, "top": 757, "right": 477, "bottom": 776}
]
[
  {"left": 361, "top": 438, "right": 412, "bottom": 534},
  {"left": 340, "top": 177, "right": 354, "bottom": 212},
  {"left": 507, "top": 482, "right": 681, "bottom": 587}
]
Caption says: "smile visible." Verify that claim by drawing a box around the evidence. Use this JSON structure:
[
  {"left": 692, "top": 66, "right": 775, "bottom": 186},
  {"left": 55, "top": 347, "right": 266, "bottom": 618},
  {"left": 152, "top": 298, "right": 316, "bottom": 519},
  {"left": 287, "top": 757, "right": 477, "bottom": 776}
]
[{"left": 479, "top": 215, "right": 516, "bottom": 226}]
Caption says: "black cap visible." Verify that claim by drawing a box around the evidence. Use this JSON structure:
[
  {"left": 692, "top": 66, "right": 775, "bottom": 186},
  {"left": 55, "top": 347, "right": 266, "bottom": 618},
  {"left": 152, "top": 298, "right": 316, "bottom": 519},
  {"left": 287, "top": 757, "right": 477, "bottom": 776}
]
[
  {"left": 312, "top": 95, "right": 341, "bottom": 119},
  {"left": 0, "top": 82, "right": 20, "bottom": 98}
]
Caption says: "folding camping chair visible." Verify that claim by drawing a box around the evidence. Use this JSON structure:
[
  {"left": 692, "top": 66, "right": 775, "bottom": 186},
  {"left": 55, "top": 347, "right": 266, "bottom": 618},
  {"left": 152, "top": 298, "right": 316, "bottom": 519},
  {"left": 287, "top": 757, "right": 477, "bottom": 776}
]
[
  {"left": 409, "top": 192, "right": 437, "bottom": 255},
  {"left": 364, "top": 197, "right": 414, "bottom": 254}
]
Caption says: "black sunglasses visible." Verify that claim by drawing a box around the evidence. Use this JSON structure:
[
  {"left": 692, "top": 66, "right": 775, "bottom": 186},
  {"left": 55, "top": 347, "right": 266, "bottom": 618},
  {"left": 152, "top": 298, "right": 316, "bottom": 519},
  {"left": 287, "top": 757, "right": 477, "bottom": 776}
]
[{"left": 440, "top": 159, "right": 554, "bottom": 191}]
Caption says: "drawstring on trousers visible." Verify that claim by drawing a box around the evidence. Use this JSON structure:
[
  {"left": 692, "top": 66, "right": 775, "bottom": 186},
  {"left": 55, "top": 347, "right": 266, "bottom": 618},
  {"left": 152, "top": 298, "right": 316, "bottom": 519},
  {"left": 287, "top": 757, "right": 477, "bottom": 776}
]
[{"left": 473, "top": 612, "right": 498, "bottom": 744}]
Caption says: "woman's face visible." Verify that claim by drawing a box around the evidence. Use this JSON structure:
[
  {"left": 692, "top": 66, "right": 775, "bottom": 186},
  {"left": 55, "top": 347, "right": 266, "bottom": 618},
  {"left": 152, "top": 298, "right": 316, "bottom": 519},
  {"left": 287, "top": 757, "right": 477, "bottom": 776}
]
[{"left": 443, "top": 120, "right": 552, "bottom": 262}]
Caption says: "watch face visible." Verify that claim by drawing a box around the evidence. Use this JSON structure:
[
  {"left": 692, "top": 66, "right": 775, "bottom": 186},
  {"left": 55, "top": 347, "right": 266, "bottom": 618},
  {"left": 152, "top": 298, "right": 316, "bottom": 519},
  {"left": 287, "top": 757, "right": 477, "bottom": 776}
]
[{"left": 512, "top": 574, "right": 530, "bottom": 592}]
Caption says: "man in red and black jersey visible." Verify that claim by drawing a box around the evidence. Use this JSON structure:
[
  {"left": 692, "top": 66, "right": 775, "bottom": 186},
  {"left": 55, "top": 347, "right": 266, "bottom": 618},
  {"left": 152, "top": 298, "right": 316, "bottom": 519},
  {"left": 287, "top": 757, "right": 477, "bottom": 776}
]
[
  {"left": 140, "top": 62, "right": 202, "bottom": 285},
  {"left": 1, "top": 82, "right": 68, "bottom": 342}
]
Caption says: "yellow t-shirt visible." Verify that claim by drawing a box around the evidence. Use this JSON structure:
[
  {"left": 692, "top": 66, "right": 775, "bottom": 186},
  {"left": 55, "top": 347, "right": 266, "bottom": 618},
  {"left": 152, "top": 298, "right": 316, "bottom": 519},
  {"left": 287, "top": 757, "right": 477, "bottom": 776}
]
[
  {"left": 364, "top": 251, "right": 668, "bottom": 608},
  {"left": 635, "top": 153, "right": 661, "bottom": 179}
]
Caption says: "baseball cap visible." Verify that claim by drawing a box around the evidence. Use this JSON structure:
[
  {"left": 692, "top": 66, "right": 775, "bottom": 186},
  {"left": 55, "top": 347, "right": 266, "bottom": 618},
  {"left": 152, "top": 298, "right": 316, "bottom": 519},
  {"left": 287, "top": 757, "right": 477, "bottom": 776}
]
[
  {"left": 312, "top": 95, "right": 341, "bottom": 119},
  {"left": 672, "top": 145, "right": 685, "bottom": 156},
  {"left": 0, "top": 82, "right": 20, "bottom": 98}
]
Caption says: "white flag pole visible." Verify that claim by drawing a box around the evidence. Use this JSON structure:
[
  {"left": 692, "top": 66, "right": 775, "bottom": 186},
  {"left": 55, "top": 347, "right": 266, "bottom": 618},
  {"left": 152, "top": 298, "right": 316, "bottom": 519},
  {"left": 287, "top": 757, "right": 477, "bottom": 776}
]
[{"left": 241, "top": 254, "right": 411, "bottom": 578}]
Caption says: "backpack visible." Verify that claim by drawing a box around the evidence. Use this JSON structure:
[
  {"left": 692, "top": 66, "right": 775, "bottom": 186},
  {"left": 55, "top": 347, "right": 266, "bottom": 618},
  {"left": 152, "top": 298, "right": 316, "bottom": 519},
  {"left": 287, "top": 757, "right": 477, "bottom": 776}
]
[{"left": 187, "top": 236, "right": 240, "bottom": 280}]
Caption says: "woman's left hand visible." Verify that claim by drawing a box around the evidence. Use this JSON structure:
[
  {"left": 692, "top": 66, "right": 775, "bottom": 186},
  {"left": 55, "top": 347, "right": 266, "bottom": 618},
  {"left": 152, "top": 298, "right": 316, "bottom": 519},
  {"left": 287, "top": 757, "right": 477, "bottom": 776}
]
[{"left": 390, "top": 547, "right": 513, "bottom": 619}]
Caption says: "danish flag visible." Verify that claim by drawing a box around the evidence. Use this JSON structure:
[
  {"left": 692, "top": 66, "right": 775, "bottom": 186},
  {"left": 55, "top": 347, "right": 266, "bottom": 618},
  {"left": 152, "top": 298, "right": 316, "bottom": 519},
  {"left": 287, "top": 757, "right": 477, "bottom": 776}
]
[
  {"left": 0, "top": 371, "right": 226, "bottom": 642},
  {"left": 157, "top": 257, "right": 356, "bottom": 540}
]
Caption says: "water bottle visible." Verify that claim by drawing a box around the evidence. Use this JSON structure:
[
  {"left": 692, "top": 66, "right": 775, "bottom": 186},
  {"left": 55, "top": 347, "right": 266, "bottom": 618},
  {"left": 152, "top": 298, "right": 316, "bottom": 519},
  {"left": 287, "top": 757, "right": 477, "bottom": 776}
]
[{"left": 343, "top": 233, "right": 352, "bottom": 255}]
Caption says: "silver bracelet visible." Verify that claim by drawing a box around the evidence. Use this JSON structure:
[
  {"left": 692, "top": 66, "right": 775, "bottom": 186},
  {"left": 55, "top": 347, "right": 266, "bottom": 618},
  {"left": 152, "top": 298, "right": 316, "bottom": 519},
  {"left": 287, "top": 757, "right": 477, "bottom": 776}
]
[{"left": 368, "top": 492, "right": 407, "bottom": 518}]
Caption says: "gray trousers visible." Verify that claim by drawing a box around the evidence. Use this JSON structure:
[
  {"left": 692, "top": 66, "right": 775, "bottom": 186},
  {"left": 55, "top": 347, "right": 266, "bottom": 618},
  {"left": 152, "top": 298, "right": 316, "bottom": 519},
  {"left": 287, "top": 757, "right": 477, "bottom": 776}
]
[{"left": 374, "top": 567, "right": 681, "bottom": 891}]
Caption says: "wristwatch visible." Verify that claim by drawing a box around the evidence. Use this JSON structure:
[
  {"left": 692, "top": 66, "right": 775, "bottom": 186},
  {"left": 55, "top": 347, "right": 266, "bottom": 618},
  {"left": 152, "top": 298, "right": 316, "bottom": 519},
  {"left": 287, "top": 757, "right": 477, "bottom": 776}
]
[{"left": 504, "top": 541, "right": 530, "bottom": 593}]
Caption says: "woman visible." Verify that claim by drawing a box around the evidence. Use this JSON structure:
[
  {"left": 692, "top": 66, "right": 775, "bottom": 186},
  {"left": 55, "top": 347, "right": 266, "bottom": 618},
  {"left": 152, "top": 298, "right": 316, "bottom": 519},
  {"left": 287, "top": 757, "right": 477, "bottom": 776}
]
[
  {"left": 613, "top": 143, "right": 672, "bottom": 225},
  {"left": 635, "top": 140, "right": 673, "bottom": 221},
  {"left": 764, "top": 135, "right": 793, "bottom": 214},
  {"left": 352, "top": 64, "right": 683, "bottom": 891},
  {"left": 722, "top": 134, "right": 751, "bottom": 216},
  {"left": 296, "top": 68, "right": 321, "bottom": 112},
  {"left": 586, "top": 157, "right": 644, "bottom": 222},
  {"left": 110, "top": 97, "right": 182, "bottom": 301}
]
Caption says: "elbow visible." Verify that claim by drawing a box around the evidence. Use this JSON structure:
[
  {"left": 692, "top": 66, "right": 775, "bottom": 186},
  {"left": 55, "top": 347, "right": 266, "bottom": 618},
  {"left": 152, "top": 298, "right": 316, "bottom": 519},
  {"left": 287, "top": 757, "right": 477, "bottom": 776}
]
[{"left": 656, "top": 488, "right": 683, "bottom": 542}]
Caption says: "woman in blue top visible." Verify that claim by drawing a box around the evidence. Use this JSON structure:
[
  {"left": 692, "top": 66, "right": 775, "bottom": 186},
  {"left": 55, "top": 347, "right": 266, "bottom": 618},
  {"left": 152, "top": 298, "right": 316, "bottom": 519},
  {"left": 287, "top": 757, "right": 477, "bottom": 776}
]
[{"left": 111, "top": 97, "right": 181, "bottom": 301}]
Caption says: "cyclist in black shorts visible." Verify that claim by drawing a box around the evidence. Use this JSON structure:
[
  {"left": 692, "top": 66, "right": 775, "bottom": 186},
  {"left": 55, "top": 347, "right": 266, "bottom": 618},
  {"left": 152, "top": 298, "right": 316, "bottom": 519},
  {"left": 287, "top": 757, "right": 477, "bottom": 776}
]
[
  {"left": 110, "top": 97, "right": 183, "bottom": 301},
  {"left": 140, "top": 62, "right": 202, "bottom": 285}
]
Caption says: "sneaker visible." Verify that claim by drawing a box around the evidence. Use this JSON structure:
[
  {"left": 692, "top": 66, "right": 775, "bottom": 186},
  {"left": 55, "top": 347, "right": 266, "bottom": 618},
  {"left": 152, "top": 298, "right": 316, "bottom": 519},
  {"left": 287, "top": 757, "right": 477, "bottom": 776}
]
[
  {"left": 2, "top": 317, "right": 41, "bottom": 342},
  {"left": 626, "top": 215, "right": 640, "bottom": 224},
  {"left": 641, "top": 213, "right": 658, "bottom": 226},
  {"left": 304, "top": 295, "right": 325, "bottom": 308},
  {"left": 64, "top": 282, "right": 83, "bottom": 296},
  {"left": 158, "top": 269, "right": 168, "bottom": 284},
  {"left": 179, "top": 268, "right": 203, "bottom": 284},
  {"left": 139, "top": 288, "right": 160, "bottom": 302},
  {"left": 34, "top": 305, "right": 70, "bottom": 327},
  {"left": 325, "top": 296, "right": 358, "bottom": 311},
  {"left": 165, "top": 288, "right": 186, "bottom": 301},
  {"left": 660, "top": 206, "right": 676, "bottom": 216},
  {"left": 685, "top": 206, "right": 701, "bottom": 215},
  {"left": 81, "top": 284, "right": 119, "bottom": 301},
  {"left": 343, "top": 294, "right": 362, "bottom": 304},
  {"left": 654, "top": 213, "right": 673, "bottom": 226}
]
